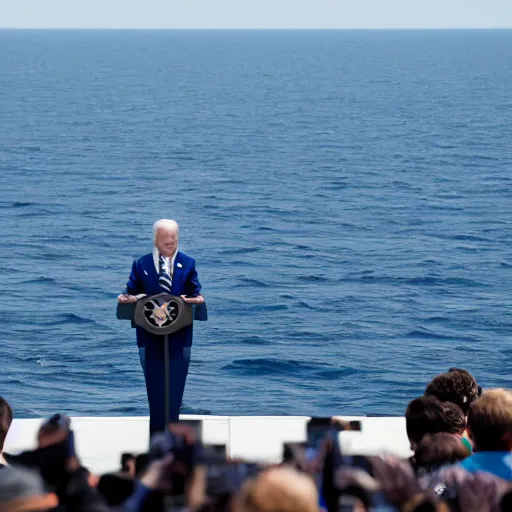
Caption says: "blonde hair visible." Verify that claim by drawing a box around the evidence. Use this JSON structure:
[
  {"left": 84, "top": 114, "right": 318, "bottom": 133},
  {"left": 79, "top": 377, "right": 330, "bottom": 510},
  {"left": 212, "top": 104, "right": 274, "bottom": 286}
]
[
  {"left": 468, "top": 388, "right": 512, "bottom": 451},
  {"left": 235, "top": 467, "right": 318, "bottom": 512},
  {"left": 152, "top": 219, "right": 179, "bottom": 244}
]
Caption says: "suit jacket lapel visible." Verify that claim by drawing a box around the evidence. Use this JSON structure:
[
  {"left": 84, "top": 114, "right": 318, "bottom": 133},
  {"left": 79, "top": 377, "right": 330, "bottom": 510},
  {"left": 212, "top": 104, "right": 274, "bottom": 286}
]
[
  {"left": 144, "top": 253, "right": 159, "bottom": 282},
  {"left": 171, "top": 251, "right": 183, "bottom": 296}
]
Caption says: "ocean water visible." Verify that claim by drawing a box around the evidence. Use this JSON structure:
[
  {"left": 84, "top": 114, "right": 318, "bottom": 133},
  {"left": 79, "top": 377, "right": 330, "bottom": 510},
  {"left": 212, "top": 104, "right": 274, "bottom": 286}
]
[{"left": 0, "top": 30, "right": 511, "bottom": 418}]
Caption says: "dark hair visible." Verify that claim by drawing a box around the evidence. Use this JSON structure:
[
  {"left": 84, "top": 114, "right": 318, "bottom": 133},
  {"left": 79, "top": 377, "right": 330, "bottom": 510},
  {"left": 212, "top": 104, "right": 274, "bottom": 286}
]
[
  {"left": 97, "top": 473, "right": 135, "bottom": 506},
  {"left": 412, "top": 433, "right": 470, "bottom": 474},
  {"left": 406, "top": 396, "right": 465, "bottom": 445},
  {"left": 121, "top": 452, "right": 135, "bottom": 472},
  {"left": 135, "top": 453, "right": 149, "bottom": 477},
  {"left": 0, "top": 397, "right": 13, "bottom": 452},
  {"left": 500, "top": 489, "right": 512, "bottom": 512},
  {"left": 425, "top": 369, "right": 480, "bottom": 415}
]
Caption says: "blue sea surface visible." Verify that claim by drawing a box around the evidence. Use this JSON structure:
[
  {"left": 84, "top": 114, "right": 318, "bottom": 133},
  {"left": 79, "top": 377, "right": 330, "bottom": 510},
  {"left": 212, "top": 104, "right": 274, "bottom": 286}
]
[{"left": 0, "top": 30, "right": 511, "bottom": 418}]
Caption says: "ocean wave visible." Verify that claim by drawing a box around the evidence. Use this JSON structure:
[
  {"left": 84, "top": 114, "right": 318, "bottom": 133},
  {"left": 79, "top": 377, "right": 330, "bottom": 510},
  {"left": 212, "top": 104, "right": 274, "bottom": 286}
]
[
  {"left": 220, "top": 247, "right": 261, "bottom": 255},
  {"left": 11, "top": 201, "right": 36, "bottom": 207},
  {"left": 405, "top": 328, "right": 477, "bottom": 342},
  {"left": 238, "top": 277, "right": 270, "bottom": 288},
  {"left": 21, "top": 276, "right": 57, "bottom": 285},
  {"left": 46, "top": 314, "right": 98, "bottom": 326},
  {"left": 297, "top": 275, "right": 329, "bottom": 283},
  {"left": 223, "top": 358, "right": 357, "bottom": 380},
  {"left": 223, "top": 358, "right": 320, "bottom": 376},
  {"left": 238, "top": 335, "right": 272, "bottom": 345},
  {"left": 406, "top": 276, "right": 486, "bottom": 287}
]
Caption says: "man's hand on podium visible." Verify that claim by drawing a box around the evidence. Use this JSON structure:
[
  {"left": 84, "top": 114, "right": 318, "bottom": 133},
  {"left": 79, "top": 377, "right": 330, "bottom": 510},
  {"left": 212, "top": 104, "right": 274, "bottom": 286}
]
[
  {"left": 117, "top": 293, "right": 202, "bottom": 304},
  {"left": 181, "top": 294, "right": 205, "bottom": 305},
  {"left": 117, "top": 294, "right": 138, "bottom": 304}
]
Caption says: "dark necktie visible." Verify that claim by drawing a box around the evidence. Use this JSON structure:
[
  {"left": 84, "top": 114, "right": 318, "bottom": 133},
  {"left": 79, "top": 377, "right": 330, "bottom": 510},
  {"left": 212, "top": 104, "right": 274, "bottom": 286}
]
[{"left": 158, "top": 255, "right": 173, "bottom": 293}]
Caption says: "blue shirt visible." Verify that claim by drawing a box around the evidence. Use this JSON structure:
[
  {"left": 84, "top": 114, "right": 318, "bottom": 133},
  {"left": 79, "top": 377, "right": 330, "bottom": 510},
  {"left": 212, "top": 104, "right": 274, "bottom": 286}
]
[{"left": 460, "top": 451, "right": 512, "bottom": 481}]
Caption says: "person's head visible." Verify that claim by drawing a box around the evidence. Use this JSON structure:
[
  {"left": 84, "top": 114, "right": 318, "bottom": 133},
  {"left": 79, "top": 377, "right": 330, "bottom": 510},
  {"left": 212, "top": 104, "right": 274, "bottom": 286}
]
[
  {"left": 135, "top": 453, "right": 150, "bottom": 477},
  {"left": 467, "top": 388, "right": 512, "bottom": 452},
  {"left": 153, "top": 219, "right": 179, "bottom": 258},
  {"left": 425, "top": 368, "right": 481, "bottom": 416},
  {"left": 0, "top": 465, "right": 58, "bottom": 511},
  {"left": 0, "top": 396, "right": 13, "bottom": 453},
  {"left": 235, "top": 467, "right": 318, "bottom": 512},
  {"left": 412, "top": 433, "right": 470, "bottom": 474},
  {"left": 97, "top": 473, "right": 135, "bottom": 506},
  {"left": 121, "top": 453, "right": 135, "bottom": 477},
  {"left": 406, "top": 396, "right": 466, "bottom": 450},
  {"left": 500, "top": 489, "right": 512, "bottom": 512}
]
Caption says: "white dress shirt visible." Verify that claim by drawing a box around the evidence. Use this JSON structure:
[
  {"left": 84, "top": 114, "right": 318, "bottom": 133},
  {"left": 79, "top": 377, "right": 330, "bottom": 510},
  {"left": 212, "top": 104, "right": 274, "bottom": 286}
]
[{"left": 153, "top": 247, "right": 178, "bottom": 277}]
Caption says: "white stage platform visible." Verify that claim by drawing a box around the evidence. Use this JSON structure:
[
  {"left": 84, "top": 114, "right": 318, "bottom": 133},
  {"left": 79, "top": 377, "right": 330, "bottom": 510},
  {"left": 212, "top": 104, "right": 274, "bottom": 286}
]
[{"left": 4, "top": 416, "right": 411, "bottom": 474}]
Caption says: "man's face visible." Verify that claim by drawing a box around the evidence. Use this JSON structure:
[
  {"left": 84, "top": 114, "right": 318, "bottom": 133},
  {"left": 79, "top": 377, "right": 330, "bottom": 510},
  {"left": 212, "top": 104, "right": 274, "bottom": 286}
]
[{"left": 156, "top": 229, "right": 178, "bottom": 258}]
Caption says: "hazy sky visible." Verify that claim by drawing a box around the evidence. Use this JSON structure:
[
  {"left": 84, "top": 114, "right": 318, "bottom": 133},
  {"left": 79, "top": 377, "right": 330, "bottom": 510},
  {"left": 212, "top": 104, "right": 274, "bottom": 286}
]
[{"left": 1, "top": 0, "right": 511, "bottom": 29}]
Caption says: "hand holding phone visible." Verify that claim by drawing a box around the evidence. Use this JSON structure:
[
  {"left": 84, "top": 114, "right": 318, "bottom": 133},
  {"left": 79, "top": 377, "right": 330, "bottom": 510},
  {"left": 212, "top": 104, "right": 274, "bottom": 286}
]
[{"left": 38, "top": 414, "right": 71, "bottom": 448}]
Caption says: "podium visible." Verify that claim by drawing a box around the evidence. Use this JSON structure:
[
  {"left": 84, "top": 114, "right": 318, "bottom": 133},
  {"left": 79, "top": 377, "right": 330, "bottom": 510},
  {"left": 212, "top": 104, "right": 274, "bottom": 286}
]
[{"left": 117, "top": 294, "right": 207, "bottom": 426}]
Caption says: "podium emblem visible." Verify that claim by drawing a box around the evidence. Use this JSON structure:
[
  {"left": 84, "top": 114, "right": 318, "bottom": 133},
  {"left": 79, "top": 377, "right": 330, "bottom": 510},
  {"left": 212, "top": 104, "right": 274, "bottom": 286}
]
[
  {"left": 119, "top": 293, "right": 194, "bottom": 336},
  {"left": 143, "top": 298, "right": 180, "bottom": 327}
]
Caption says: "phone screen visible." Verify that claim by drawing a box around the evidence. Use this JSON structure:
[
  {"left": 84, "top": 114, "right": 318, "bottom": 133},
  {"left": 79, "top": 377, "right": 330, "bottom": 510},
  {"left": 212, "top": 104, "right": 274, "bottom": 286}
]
[
  {"left": 203, "top": 444, "right": 226, "bottom": 461},
  {"left": 283, "top": 442, "right": 308, "bottom": 466},
  {"left": 307, "top": 418, "right": 338, "bottom": 450},
  {"left": 306, "top": 419, "right": 336, "bottom": 495},
  {"left": 348, "top": 420, "right": 362, "bottom": 431},
  {"left": 207, "top": 462, "right": 261, "bottom": 496},
  {"left": 170, "top": 420, "right": 203, "bottom": 440}
]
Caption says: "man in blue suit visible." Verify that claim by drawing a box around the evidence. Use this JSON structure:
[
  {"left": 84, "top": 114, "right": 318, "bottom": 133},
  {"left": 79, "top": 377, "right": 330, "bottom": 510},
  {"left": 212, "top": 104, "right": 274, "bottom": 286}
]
[{"left": 117, "top": 219, "right": 205, "bottom": 435}]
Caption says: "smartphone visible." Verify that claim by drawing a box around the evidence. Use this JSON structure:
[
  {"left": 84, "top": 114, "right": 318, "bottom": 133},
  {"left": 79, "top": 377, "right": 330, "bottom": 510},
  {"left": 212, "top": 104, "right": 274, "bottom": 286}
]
[
  {"left": 306, "top": 418, "right": 341, "bottom": 498},
  {"left": 149, "top": 420, "right": 204, "bottom": 500},
  {"left": 307, "top": 417, "right": 348, "bottom": 452},
  {"left": 163, "top": 494, "right": 188, "bottom": 512},
  {"left": 348, "top": 421, "right": 362, "bottom": 432},
  {"left": 170, "top": 419, "right": 203, "bottom": 440},
  {"left": 207, "top": 460, "right": 232, "bottom": 496},
  {"left": 282, "top": 442, "right": 308, "bottom": 464},
  {"left": 207, "top": 462, "right": 261, "bottom": 496},
  {"left": 149, "top": 421, "right": 203, "bottom": 461},
  {"left": 203, "top": 444, "right": 227, "bottom": 463}
]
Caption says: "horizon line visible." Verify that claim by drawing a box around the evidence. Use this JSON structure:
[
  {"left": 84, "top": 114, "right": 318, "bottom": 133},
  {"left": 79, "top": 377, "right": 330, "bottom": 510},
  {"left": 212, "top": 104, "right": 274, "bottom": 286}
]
[{"left": 1, "top": 26, "right": 512, "bottom": 31}]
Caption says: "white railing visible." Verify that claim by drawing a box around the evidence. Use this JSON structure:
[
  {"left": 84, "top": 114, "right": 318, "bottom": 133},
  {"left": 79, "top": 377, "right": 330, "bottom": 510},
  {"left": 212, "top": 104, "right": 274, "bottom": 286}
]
[{"left": 4, "top": 415, "right": 411, "bottom": 474}]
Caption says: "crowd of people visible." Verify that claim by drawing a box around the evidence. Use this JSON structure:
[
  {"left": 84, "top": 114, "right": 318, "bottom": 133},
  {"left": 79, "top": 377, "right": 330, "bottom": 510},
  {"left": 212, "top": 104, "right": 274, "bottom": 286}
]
[{"left": 0, "top": 368, "right": 511, "bottom": 511}]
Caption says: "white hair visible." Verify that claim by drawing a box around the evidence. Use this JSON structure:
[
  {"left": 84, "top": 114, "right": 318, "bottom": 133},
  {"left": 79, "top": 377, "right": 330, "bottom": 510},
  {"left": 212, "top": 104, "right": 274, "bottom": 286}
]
[{"left": 153, "top": 219, "right": 179, "bottom": 243}]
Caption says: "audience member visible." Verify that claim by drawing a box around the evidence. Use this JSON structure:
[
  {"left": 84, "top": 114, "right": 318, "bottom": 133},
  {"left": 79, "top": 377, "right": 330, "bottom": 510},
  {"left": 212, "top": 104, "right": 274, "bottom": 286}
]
[
  {"left": 499, "top": 488, "right": 512, "bottom": 512},
  {"left": 135, "top": 453, "right": 150, "bottom": 478},
  {"left": 412, "top": 433, "right": 470, "bottom": 476},
  {"left": 423, "top": 465, "right": 510, "bottom": 511},
  {"left": 425, "top": 368, "right": 481, "bottom": 417},
  {"left": 0, "top": 396, "right": 13, "bottom": 467},
  {"left": 96, "top": 453, "right": 136, "bottom": 506},
  {"left": 1, "top": 373, "right": 510, "bottom": 511},
  {"left": 121, "top": 453, "right": 136, "bottom": 478},
  {"left": 97, "top": 472, "right": 135, "bottom": 507},
  {"left": 235, "top": 467, "right": 318, "bottom": 512},
  {"left": 461, "top": 388, "right": 512, "bottom": 481},
  {"left": 0, "top": 465, "right": 58, "bottom": 511},
  {"left": 405, "top": 396, "right": 466, "bottom": 450}
]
